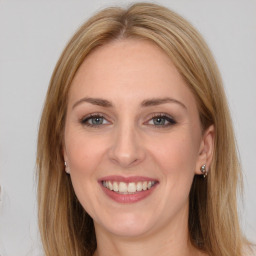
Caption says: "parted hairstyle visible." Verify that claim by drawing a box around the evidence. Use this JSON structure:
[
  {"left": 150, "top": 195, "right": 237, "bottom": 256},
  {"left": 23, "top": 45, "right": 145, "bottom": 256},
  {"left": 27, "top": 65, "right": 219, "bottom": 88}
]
[{"left": 37, "top": 2, "right": 248, "bottom": 256}]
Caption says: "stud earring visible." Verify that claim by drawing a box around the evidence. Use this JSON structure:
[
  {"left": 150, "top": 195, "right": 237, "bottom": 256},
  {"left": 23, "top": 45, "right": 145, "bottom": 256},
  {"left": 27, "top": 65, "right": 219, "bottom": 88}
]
[
  {"left": 200, "top": 164, "right": 207, "bottom": 178},
  {"left": 64, "top": 161, "right": 69, "bottom": 174}
]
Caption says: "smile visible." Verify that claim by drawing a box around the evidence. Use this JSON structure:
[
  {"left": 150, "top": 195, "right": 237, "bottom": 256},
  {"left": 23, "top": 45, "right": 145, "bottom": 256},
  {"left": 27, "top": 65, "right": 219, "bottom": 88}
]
[
  {"left": 102, "top": 180, "right": 157, "bottom": 194},
  {"left": 99, "top": 176, "right": 159, "bottom": 203}
]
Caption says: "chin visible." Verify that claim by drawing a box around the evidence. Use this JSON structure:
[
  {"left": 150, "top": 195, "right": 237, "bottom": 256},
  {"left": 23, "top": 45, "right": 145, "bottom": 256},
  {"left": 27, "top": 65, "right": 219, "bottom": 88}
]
[
  {"left": 95, "top": 211, "right": 155, "bottom": 238},
  {"left": 106, "top": 223, "right": 151, "bottom": 238}
]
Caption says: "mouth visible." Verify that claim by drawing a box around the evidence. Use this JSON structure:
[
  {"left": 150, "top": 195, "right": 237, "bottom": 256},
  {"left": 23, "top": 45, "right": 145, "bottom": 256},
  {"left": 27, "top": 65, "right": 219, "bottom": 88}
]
[
  {"left": 99, "top": 176, "right": 159, "bottom": 203},
  {"left": 102, "top": 180, "right": 157, "bottom": 194}
]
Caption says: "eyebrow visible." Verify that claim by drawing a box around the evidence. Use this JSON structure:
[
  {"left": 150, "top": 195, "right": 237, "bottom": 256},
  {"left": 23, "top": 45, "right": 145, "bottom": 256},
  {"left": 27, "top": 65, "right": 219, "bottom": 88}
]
[
  {"left": 72, "top": 97, "right": 186, "bottom": 110},
  {"left": 72, "top": 97, "right": 113, "bottom": 109},
  {"left": 141, "top": 97, "right": 187, "bottom": 109}
]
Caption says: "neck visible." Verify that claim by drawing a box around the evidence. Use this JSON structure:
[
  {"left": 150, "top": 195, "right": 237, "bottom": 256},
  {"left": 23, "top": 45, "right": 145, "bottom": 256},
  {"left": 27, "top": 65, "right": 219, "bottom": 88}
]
[{"left": 93, "top": 206, "right": 203, "bottom": 256}]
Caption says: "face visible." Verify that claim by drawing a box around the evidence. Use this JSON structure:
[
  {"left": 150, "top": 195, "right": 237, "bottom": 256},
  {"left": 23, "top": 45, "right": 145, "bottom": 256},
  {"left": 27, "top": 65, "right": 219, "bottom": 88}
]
[{"left": 64, "top": 39, "right": 213, "bottom": 239}]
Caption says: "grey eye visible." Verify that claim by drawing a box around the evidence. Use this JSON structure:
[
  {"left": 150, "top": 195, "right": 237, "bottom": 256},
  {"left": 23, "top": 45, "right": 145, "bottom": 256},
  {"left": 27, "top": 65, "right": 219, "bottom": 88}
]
[
  {"left": 81, "top": 114, "right": 110, "bottom": 127},
  {"left": 152, "top": 117, "right": 167, "bottom": 125},
  {"left": 90, "top": 116, "right": 104, "bottom": 125},
  {"left": 148, "top": 114, "right": 176, "bottom": 127}
]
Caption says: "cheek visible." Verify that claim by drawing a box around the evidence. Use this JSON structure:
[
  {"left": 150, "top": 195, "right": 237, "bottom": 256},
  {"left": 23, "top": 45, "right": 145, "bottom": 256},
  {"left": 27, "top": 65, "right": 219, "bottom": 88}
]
[
  {"left": 151, "top": 131, "right": 198, "bottom": 174},
  {"left": 153, "top": 132, "right": 199, "bottom": 215},
  {"left": 65, "top": 130, "right": 107, "bottom": 173},
  {"left": 64, "top": 130, "right": 109, "bottom": 212},
  {"left": 148, "top": 130, "right": 199, "bottom": 202}
]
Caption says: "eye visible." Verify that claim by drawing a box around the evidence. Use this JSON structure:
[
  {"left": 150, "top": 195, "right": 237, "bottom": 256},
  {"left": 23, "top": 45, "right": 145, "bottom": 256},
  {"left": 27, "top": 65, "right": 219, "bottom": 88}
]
[
  {"left": 80, "top": 114, "right": 110, "bottom": 127},
  {"left": 147, "top": 114, "right": 176, "bottom": 127}
]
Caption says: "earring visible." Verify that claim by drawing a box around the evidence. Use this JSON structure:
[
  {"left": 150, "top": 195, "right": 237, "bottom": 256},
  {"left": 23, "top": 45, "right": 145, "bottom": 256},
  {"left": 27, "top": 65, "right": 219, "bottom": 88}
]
[
  {"left": 64, "top": 161, "right": 69, "bottom": 174},
  {"left": 200, "top": 164, "right": 207, "bottom": 178}
]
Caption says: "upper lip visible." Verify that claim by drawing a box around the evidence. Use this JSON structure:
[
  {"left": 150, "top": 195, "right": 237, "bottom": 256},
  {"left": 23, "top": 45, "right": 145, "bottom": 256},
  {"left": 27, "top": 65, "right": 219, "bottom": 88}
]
[{"left": 98, "top": 175, "right": 158, "bottom": 183}]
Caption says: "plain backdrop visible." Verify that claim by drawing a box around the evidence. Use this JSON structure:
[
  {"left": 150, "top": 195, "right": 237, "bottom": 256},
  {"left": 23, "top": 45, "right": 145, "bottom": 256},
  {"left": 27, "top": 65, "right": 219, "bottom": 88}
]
[{"left": 0, "top": 0, "right": 255, "bottom": 255}]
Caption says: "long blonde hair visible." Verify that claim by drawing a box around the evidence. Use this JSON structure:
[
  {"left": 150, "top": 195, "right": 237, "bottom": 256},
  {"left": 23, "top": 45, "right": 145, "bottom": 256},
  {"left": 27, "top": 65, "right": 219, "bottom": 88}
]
[{"left": 37, "top": 3, "right": 247, "bottom": 256}]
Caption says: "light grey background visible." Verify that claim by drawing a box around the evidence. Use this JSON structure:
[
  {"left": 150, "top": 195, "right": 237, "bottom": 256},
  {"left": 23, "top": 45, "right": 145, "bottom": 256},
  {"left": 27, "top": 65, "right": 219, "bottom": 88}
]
[{"left": 0, "top": 0, "right": 255, "bottom": 255}]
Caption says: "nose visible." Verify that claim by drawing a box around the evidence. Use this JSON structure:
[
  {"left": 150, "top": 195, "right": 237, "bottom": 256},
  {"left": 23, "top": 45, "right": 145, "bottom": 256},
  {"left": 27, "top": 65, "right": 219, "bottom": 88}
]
[{"left": 108, "top": 122, "right": 146, "bottom": 168}]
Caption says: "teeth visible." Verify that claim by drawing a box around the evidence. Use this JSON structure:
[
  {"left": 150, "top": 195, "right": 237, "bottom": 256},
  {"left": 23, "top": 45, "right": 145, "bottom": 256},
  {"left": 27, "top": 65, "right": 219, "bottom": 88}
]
[
  {"left": 102, "top": 180, "right": 156, "bottom": 193},
  {"left": 119, "top": 182, "right": 128, "bottom": 193},
  {"left": 108, "top": 181, "right": 113, "bottom": 190},
  {"left": 142, "top": 181, "right": 147, "bottom": 191},
  {"left": 127, "top": 182, "right": 136, "bottom": 193},
  {"left": 136, "top": 182, "right": 142, "bottom": 191},
  {"left": 113, "top": 182, "right": 118, "bottom": 192}
]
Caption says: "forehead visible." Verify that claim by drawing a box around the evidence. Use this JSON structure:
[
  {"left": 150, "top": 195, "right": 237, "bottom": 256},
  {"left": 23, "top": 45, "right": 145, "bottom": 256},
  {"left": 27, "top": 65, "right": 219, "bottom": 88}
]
[{"left": 68, "top": 39, "right": 197, "bottom": 110}]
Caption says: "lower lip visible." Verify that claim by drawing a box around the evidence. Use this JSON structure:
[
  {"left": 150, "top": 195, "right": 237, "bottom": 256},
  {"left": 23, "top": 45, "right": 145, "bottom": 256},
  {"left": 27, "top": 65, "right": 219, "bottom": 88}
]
[{"left": 100, "top": 183, "right": 158, "bottom": 204}]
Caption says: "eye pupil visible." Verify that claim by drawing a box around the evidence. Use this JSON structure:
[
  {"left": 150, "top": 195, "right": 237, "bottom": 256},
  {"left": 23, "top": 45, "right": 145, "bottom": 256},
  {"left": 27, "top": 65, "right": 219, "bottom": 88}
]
[
  {"left": 153, "top": 117, "right": 165, "bottom": 125},
  {"left": 92, "top": 117, "right": 103, "bottom": 125}
]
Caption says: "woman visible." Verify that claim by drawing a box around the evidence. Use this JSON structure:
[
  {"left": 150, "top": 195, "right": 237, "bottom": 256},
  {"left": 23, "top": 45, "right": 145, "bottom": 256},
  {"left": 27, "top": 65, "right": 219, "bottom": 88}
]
[{"left": 37, "top": 2, "right": 252, "bottom": 256}]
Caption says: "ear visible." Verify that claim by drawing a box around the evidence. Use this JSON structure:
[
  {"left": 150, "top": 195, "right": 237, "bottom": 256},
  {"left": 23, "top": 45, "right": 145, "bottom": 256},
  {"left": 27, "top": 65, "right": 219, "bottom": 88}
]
[
  {"left": 62, "top": 145, "right": 70, "bottom": 174},
  {"left": 62, "top": 142, "right": 67, "bottom": 162},
  {"left": 195, "top": 125, "right": 215, "bottom": 175},
  {"left": 63, "top": 147, "right": 67, "bottom": 163}
]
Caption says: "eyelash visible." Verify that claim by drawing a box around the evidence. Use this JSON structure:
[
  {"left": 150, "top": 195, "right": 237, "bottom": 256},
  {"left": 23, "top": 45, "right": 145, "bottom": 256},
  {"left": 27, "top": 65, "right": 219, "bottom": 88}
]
[
  {"left": 80, "top": 113, "right": 177, "bottom": 128},
  {"left": 147, "top": 113, "right": 177, "bottom": 128},
  {"left": 80, "top": 113, "right": 108, "bottom": 128}
]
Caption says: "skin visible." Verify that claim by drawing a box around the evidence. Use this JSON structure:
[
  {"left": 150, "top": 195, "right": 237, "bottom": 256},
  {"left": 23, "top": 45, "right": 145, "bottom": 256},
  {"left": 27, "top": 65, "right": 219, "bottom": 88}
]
[{"left": 64, "top": 39, "right": 214, "bottom": 256}]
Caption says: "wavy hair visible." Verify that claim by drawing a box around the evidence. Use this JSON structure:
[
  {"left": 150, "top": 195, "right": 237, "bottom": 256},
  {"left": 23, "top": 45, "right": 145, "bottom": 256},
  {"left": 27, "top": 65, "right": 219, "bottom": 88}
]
[{"left": 37, "top": 3, "right": 247, "bottom": 256}]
